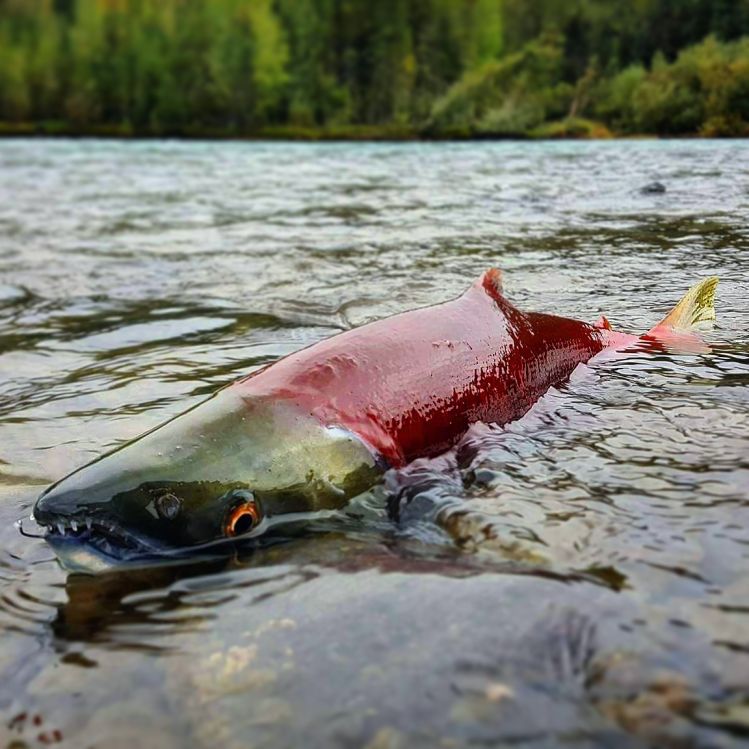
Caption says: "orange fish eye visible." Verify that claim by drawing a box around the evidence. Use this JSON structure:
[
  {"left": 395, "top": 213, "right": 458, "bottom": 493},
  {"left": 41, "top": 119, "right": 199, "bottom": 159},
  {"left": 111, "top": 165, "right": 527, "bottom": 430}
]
[{"left": 224, "top": 500, "right": 261, "bottom": 537}]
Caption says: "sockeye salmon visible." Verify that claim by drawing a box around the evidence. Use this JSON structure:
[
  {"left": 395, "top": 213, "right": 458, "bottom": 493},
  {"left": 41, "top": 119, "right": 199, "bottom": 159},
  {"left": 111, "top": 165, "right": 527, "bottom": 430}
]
[{"left": 31, "top": 269, "right": 718, "bottom": 570}]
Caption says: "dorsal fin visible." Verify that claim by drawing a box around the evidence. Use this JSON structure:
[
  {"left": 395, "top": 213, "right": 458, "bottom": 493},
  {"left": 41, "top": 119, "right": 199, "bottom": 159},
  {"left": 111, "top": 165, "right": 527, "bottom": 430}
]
[
  {"left": 479, "top": 268, "right": 504, "bottom": 302},
  {"left": 593, "top": 315, "right": 613, "bottom": 331}
]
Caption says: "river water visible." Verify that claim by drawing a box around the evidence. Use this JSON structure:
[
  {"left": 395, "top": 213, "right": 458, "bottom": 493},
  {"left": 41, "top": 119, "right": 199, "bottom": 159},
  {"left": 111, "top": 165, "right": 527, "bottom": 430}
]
[{"left": 0, "top": 139, "right": 747, "bottom": 748}]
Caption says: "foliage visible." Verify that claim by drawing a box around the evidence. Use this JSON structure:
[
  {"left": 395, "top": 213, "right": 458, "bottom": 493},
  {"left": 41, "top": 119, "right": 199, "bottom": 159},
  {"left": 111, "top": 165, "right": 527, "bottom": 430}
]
[
  {"left": 428, "top": 33, "right": 571, "bottom": 135},
  {"left": 530, "top": 117, "right": 612, "bottom": 139},
  {"left": 1, "top": 0, "right": 749, "bottom": 137},
  {"left": 594, "top": 36, "right": 749, "bottom": 135}
]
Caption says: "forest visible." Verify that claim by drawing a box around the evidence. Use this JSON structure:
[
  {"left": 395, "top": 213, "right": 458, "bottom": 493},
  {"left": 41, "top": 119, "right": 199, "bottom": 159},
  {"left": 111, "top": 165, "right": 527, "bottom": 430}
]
[{"left": 1, "top": 0, "right": 749, "bottom": 138}]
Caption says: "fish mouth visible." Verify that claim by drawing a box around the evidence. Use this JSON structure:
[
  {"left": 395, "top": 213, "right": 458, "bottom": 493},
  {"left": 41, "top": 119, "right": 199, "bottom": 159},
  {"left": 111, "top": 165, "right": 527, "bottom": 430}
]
[{"left": 39, "top": 515, "right": 158, "bottom": 563}]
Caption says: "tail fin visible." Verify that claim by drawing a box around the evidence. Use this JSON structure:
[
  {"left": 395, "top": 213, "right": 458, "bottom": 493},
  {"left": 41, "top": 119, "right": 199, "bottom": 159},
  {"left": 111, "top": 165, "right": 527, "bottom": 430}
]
[
  {"left": 647, "top": 277, "right": 719, "bottom": 352},
  {"left": 653, "top": 276, "right": 719, "bottom": 331}
]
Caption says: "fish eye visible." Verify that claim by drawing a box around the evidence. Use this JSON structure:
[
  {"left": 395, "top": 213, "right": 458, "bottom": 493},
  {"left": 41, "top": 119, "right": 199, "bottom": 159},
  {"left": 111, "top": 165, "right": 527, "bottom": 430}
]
[
  {"left": 155, "top": 492, "right": 182, "bottom": 520},
  {"left": 224, "top": 495, "right": 261, "bottom": 537}
]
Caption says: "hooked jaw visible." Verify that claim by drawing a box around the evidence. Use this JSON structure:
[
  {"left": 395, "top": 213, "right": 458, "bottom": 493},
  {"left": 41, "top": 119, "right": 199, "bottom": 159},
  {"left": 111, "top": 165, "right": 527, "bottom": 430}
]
[{"left": 33, "top": 479, "right": 163, "bottom": 563}]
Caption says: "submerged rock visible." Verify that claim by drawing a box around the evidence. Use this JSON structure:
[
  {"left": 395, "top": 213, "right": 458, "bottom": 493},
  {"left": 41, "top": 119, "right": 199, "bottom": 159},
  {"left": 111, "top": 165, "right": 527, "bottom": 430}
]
[
  {"left": 641, "top": 181, "right": 667, "bottom": 194},
  {"left": 15, "top": 537, "right": 735, "bottom": 749}
]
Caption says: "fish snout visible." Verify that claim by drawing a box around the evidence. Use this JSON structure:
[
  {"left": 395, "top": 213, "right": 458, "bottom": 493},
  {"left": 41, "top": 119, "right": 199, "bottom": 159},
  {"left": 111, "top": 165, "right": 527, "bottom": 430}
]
[
  {"left": 33, "top": 479, "right": 156, "bottom": 560},
  {"left": 34, "top": 481, "right": 85, "bottom": 527},
  {"left": 33, "top": 463, "right": 116, "bottom": 524},
  {"left": 34, "top": 481, "right": 101, "bottom": 537}
]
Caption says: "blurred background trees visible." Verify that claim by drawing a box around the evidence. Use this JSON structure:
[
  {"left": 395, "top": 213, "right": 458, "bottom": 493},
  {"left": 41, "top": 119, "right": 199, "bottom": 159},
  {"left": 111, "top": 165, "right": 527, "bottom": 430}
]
[{"left": 1, "top": 0, "right": 748, "bottom": 137}]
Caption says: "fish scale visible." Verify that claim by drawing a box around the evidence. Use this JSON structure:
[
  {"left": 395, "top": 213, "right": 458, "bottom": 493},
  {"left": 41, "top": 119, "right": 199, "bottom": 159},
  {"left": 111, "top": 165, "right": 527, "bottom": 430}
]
[{"left": 238, "top": 270, "right": 614, "bottom": 466}]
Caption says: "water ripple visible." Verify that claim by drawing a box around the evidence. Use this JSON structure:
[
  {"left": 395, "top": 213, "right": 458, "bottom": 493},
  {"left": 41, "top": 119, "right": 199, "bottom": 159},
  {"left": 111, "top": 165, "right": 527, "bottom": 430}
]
[{"left": 0, "top": 139, "right": 747, "bottom": 747}]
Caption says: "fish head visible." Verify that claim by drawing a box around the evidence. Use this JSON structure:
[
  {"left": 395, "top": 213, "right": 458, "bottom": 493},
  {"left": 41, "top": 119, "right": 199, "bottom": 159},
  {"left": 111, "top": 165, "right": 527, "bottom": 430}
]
[{"left": 33, "top": 390, "right": 381, "bottom": 568}]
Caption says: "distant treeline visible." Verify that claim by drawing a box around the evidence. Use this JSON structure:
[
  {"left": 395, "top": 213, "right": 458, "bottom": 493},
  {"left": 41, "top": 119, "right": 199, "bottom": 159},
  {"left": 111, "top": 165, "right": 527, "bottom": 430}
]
[{"left": 1, "top": 0, "right": 749, "bottom": 138}]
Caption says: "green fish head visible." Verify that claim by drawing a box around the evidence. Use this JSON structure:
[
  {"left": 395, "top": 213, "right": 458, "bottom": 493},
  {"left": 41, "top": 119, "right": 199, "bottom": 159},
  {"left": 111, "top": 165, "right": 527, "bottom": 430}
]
[{"left": 33, "top": 390, "right": 380, "bottom": 569}]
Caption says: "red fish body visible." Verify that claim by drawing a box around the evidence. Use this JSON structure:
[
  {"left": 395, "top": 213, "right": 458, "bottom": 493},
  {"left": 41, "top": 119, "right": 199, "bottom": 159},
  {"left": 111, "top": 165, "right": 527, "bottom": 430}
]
[
  {"left": 33, "top": 268, "right": 716, "bottom": 570},
  {"left": 235, "top": 269, "right": 634, "bottom": 467}
]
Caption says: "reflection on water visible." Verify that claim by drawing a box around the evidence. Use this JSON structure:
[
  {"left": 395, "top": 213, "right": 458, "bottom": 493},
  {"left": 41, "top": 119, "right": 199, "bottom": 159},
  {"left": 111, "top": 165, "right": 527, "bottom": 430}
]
[{"left": 0, "top": 139, "right": 747, "bottom": 748}]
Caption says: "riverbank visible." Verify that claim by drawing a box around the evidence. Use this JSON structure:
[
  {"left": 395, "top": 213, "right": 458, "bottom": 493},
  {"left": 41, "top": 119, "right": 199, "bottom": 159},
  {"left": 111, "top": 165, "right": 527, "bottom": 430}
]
[{"left": 1, "top": 118, "right": 737, "bottom": 142}]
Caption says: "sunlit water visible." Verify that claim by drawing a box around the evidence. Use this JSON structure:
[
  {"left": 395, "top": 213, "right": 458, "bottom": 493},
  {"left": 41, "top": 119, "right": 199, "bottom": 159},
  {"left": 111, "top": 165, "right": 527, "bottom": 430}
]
[{"left": 0, "top": 139, "right": 747, "bottom": 748}]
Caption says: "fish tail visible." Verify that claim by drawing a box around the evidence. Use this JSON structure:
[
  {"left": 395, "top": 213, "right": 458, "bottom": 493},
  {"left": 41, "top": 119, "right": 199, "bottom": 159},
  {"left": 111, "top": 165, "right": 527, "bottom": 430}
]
[
  {"left": 652, "top": 276, "right": 719, "bottom": 332},
  {"left": 646, "top": 276, "right": 719, "bottom": 352}
]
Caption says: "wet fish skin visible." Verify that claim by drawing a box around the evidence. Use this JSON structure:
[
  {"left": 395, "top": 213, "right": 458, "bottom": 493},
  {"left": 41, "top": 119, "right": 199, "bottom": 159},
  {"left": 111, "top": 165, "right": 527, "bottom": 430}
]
[{"left": 32, "top": 269, "right": 716, "bottom": 567}]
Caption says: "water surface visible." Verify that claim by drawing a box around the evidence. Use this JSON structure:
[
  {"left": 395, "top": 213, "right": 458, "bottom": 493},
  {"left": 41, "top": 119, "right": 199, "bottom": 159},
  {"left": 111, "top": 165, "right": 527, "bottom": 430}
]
[{"left": 0, "top": 139, "right": 748, "bottom": 748}]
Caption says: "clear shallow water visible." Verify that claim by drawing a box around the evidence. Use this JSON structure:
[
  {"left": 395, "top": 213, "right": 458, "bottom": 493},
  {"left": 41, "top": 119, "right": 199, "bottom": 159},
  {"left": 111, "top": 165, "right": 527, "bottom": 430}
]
[{"left": 0, "top": 138, "right": 748, "bottom": 748}]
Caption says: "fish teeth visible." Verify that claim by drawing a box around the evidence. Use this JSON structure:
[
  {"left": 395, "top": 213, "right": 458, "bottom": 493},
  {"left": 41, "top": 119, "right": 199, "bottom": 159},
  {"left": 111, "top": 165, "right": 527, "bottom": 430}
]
[
  {"left": 56, "top": 522, "right": 65, "bottom": 535},
  {"left": 71, "top": 520, "right": 78, "bottom": 533},
  {"left": 86, "top": 518, "right": 92, "bottom": 531}
]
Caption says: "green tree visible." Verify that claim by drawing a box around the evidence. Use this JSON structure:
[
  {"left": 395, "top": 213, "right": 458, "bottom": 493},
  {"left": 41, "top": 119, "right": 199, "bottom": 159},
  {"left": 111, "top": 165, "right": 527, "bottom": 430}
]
[{"left": 2, "top": 0, "right": 749, "bottom": 137}]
